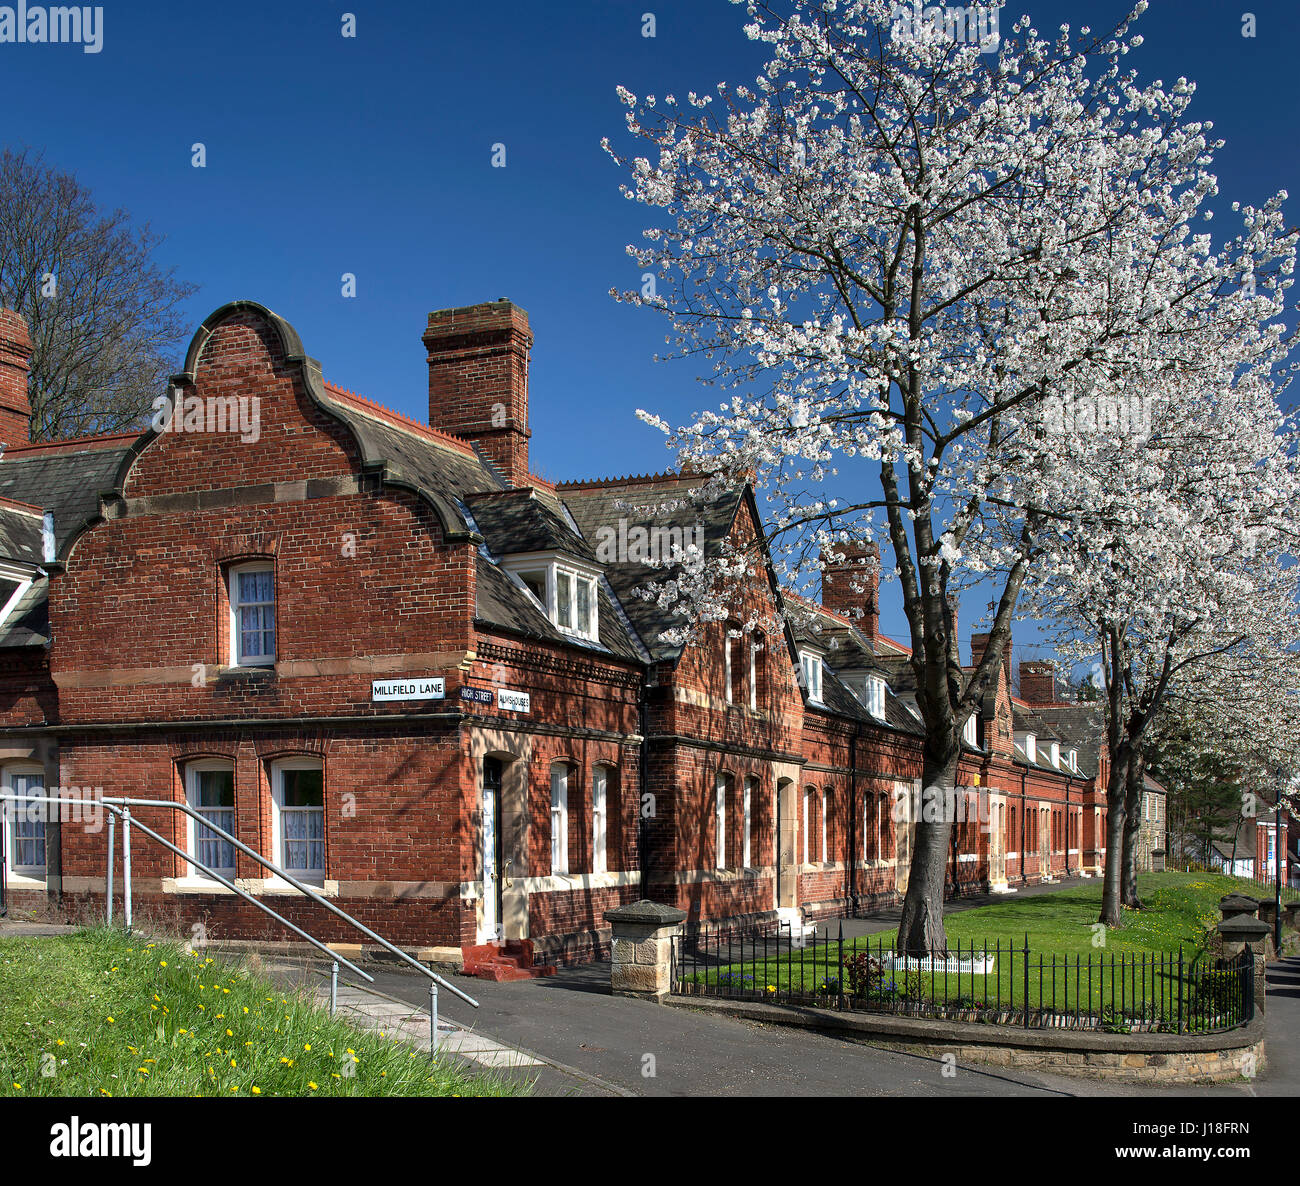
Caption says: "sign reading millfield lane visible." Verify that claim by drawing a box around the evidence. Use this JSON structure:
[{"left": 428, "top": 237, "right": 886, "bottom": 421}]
[
  {"left": 371, "top": 677, "right": 445, "bottom": 702},
  {"left": 496, "top": 688, "right": 531, "bottom": 714}
]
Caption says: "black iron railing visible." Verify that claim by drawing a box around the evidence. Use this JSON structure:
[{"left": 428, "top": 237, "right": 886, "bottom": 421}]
[{"left": 671, "top": 923, "right": 1253, "bottom": 1034}]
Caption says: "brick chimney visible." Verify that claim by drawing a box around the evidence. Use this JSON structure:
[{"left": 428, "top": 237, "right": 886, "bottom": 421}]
[
  {"left": 821, "top": 541, "right": 879, "bottom": 637},
  {"left": 1019, "top": 660, "right": 1058, "bottom": 706},
  {"left": 424, "top": 300, "right": 532, "bottom": 487},
  {"left": 0, "top": 308, "right": 32, "bottom": 448},
  {"left": 970, "top": 631, "right": 1012, "bottom": 687}
]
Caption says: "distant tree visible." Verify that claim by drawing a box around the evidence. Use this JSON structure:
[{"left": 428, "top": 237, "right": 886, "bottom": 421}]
[{"left": 0, "top": 147, "right": 197, "bottom": 441}]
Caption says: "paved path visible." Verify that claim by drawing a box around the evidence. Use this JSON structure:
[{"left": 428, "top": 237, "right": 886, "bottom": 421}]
[
  {"left": 0, "top": 919, "right": 75, "bottom": 937},
  {"left": 273, "top": 957, "right": 1087, "bottom": 1097},
  {"left": 284, "top": 954, "right": 1300, "bottom": 1097}
]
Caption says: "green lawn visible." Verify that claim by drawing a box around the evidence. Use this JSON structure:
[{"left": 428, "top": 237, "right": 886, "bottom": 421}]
[
  {"left": 0, "top": 928, "right": 525, "bottom": 1098},
  {"left": 859, "top": 871, "right": 1250, "bottom": 957},
  {"left": 678, "top": 873, "right": 1266, "bottom": 1029}
]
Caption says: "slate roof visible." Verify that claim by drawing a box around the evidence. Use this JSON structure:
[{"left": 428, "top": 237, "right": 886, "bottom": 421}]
[
  {"left": 0, "top": 575, "right": 49, "bottom": 647},
  {"left": 0, "top": 435, "right": 135, "bottom": 555},
  {"left": 473, "top": 555, "right": 644, "bottom": 662},
  {"left": 1027, "top": 701, "right": 1105, "bottom": 779},
  {"left": 0, "top": 435, "right": 138, "bottom": 649},
  {"left": 780, "top": 594, "right": 925, "bottom": 736},
  {"left": 561, "top": 476, "right": 743, "bottom": 662},
  {"left": 0, "top": 502, "right": 42, "bottom": 564},
  {"left": 467, "top": 487, "right": 595, "bottom": 563}
]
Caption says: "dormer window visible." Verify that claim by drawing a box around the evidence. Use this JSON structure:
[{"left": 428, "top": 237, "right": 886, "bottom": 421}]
[
  {"left": 799, "top": 651, "right": 824, "bottom": 704},
  {"left": 505, "top": 557, "right": 599, "bottom": 642},
  {"left": 866, "top": 674, "right": 886, "bottom": 720},
  {"left": 1068, "top": 749, "right": 1078, "bottom": 773},
  {"left": 1049, "top": 741, "right": 1061, "bottom": 768},
  {"left": 962, "top": 713, "right": 978, "bottom": 746},
  {"left": 1026, "top": 734, "right": 1036, "bottom": 763}
]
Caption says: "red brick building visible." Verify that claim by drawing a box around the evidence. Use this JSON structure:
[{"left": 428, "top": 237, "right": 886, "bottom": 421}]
[{"left": 0, "top": 298, "right": 1110, "bottom": 968}]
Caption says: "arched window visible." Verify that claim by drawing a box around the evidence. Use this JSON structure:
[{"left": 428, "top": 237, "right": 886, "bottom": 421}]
[
  {"left": 592, "top": 765, "right": 611, "bottom": 875},
  {"left": 185, "top": 759, "right": 236, "bottom": 879},
  {"left": 821, "top": 788, "right": 831, "bottom": 862},
  {"left": 550, "top": 763, "right": 570, "bottom": 875},
  {"left": 715, "top": 773, "right": 729, "bottom": 870},
  {"left": 742, "top": 777, "right": 756, "bottom": 868},
  {"left": 4, "top": 766, "right": 45, "bottom": 879},
  {"left": 270, "top": 758, "right": 324, "bottom": 881},
  {"left": 803, "top": 787, "right": 816, "bottom": 864}
]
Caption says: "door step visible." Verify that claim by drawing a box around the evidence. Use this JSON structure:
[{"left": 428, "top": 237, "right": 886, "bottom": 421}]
[
  {"left": 775, "top": 906, "right": 817, "bottom": 941},
  {"left": 461, "top": 939, "right": 557, "bottom": 982}
]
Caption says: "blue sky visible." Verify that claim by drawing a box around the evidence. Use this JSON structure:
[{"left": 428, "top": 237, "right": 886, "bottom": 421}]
[{"left": 3, "top": 0, "right": 1296, "bottom": 656}]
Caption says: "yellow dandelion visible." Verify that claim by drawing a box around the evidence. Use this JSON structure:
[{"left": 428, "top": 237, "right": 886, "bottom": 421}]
[
  {"left": 251, "top": 1086, "right": 261, "bottom": 1095},
  {"left": 106, "top": 1017, "right": 114, "bottom": 1023},
  {"left": 303, "top": 1044, "right": 311, "bottom": 1051},
  {"left": 308, "top": 1082, "right": 318, "bottom": 1091}
]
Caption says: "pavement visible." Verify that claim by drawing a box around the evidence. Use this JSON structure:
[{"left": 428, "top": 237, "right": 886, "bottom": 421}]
[{"left": 273, "top": 953, "right": 1300, "bottom": 1098}]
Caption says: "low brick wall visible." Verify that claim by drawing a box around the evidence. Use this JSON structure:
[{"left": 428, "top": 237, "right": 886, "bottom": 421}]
[{"left": 667, "top": 996, "right": 1264, "bottom": 1085}]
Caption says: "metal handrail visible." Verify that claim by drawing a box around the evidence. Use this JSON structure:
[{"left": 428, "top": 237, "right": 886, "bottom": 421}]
[
  {"left": 0, "top": 793, "right": 374, "bottom": 982},
  {"left": 104, "top": 796, "right": 478, "bottom": 1009},
  {"left": 0, "top": 791, "right": 480, "bottom": 1040}
]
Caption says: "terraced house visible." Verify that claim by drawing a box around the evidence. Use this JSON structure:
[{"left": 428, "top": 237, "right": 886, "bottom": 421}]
[{"left": 0, "top": 298, "right": 1117, "bottom": 972}]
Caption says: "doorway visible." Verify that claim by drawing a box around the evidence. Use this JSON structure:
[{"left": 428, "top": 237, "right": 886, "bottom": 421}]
[{"left": 482, "top": 757, "right": 504, "bottom": 942}]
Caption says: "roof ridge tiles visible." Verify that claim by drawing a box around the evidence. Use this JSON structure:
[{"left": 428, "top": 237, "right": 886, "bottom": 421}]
[
  {"left": 2, "top": 430, "right": 140, "bottom": 458},
  {"left": 320, "top": 381, "right": 479, "bottom": 458},
  {"left": 0, "top": 494, "right": 45, "bottom": 516},
  {"left": 555, "top": 470, "right": 685, "bottom": 490}
]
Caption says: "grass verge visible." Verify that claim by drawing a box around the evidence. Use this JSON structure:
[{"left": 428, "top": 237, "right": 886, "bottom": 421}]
[{"left": 0, "top": 927, "right": 526, "bottom": 1097}]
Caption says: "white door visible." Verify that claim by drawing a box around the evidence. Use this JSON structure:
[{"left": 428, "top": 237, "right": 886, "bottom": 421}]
[{"left": 482, "top": 760, "right": 502, "bottom": 942}]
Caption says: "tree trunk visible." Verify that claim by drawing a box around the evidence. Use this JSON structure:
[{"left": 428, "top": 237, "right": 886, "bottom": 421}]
[
  {"left": 1121, "top": 749, "right": 1145, "bottom": 909},
  {"left": 1099, "top": 748, "right": 1129, "bottom": 928},
  {"left": 897, "top": 747, "right": 960, "bottom": 956}
]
